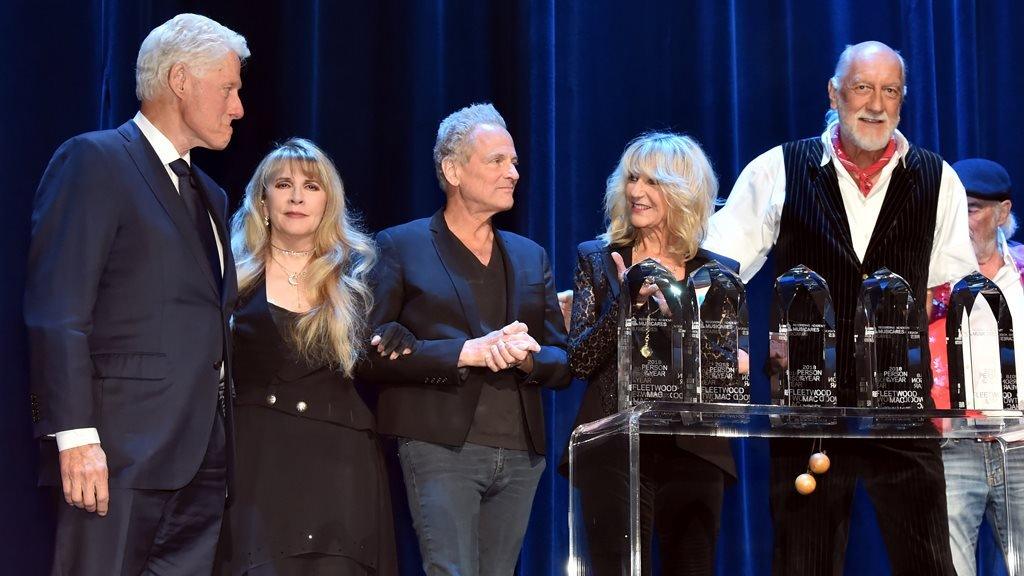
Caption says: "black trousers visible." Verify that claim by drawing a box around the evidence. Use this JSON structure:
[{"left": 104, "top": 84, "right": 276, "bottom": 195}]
[
  {"left": 576, "top": 436, "right": 726, "bottom": 576},
  {"left": 243, "top": 553, "right": 370, "bottom": 576},
  {"left": 769, "top": 437, "right": 955, "bottom": 576},
  {"left": 50, "top": 413, "right": 227, "bottom": 576}
]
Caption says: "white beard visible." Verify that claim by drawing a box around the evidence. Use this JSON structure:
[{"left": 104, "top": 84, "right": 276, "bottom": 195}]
[{"left": 840, "top": 114, "right": 896, "bottom": 152}]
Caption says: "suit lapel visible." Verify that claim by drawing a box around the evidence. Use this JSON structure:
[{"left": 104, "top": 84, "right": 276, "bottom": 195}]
[
  {"left": 236, "top": 281, "right": 287, "bottom": 378},
  {"left": 193, "top": 167, "right": 229, "bottom": 249},
  {"left": 602, "top": 246, "right": 628, "bottom": 300},
  {"left": 429, "top": 210, "right": 485, "bottom": 338},
  {"left": 118, "top": 121, "right": 221, "bottom": 296},
  {"left": 193, "top": 165, "right": 233, "bottom": 302},
  {"left": 864, "top": 150, "right": 918, "bottom": 263},
  {"left": 257, "top": 282, "right": 323, "bottom": 381}
]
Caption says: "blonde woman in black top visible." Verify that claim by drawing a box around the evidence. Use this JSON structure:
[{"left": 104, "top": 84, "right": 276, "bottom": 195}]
[
  {"left": 565, "top": 132, "right": 738, "bottom": 576},
  {"left": 219, "top": 138, "right": 396, "bottom": 576}
]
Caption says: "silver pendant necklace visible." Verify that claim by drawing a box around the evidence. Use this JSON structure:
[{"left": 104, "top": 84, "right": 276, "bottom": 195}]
[
  {"left": 272, "top": 243, "right": 314, "bottom": 257},
  {"left": 270, "top": 254, "right": 308, "bottom": 306}
]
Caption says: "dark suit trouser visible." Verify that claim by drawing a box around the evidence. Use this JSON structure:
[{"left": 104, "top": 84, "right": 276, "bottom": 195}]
[
  {"left": 50, "top": 413, "right": 226, "bottom": 576},
  {"left": 769, "top": 437, "right": 955, "bottom": 576},
  {"left": 245, "top": 554, "right": 368, "bottom": 576}
]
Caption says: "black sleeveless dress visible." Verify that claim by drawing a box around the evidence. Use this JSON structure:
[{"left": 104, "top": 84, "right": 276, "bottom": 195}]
[{"left": 218, "top": 281, "right": 397, "bottom": 576}]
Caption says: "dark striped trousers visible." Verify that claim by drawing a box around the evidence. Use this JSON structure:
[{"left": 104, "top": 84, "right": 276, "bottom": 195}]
[{"left": 769, "top": 437, "right": 955, "bottom": 575}]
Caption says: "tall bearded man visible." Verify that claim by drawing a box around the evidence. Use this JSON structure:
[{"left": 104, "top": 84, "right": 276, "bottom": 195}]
[{"left": 705, "top": 41, "right": 976, "bottom": 574}]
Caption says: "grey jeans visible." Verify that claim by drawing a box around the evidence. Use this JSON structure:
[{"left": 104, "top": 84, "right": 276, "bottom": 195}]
[
  {"left": 397, "top": 439, "right": 546, "bottom": 576},
  {"left": 942, "top": 438, "right": 1024, "bottom": 576}
]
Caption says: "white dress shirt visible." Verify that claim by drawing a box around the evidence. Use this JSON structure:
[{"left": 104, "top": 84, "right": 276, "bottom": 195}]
[
  {"left": 55, "top": 112, "right": 225, "bottom": 452},
  {"left": 703, "top": 123, "right": 977, "bottom": 288}
]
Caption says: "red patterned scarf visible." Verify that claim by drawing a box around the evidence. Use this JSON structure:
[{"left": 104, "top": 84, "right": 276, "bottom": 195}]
[{"left": 831, "top": 126, "right": 897, "bottom": 197}]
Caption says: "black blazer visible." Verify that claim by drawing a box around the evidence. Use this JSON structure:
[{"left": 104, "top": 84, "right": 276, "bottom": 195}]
[
  {"left": 231, "top": 281, "right": 375, "bottom": 431},
  {"left": 25, "top": 120, "right": 237, "bottom": 490},
  {"left": 360, "top": 209, "right": 570, "bottom": 454},
  {"left": 563, "top": 239, "right": 737, "bottom": 477}
]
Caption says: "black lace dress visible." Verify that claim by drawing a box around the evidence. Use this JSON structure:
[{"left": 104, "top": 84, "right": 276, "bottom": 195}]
[{"left": 561, "top": 239, "right": 736, "bottom": 576}]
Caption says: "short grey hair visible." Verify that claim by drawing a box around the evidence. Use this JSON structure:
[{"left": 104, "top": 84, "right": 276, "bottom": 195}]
[
  {"left": 432, "top": 103, "right": 508, "bottom": 189},
  {"left": 829, "top": 41, "right": 908, "bottom": 97},
  {"left": 135, "top": 13, "right": 250, "bottom": 102}
]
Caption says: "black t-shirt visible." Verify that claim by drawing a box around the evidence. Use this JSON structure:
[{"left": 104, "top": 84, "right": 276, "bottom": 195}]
[{"left": 441, "top": 224, "right": 530, "bottom": 451}]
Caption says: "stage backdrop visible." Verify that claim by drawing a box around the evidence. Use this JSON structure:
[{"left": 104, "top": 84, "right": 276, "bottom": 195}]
[{"left": 3, "top": 1, "right": 1022, "bottom": 574}]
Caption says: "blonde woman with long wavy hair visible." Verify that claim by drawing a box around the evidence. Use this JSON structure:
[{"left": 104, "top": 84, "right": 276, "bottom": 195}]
[
  {"left": 219, "top": 138, "right": 397, "bottom": 576},
  {"left": 562, "top": 132, "right": 737, "bottom": 575}
]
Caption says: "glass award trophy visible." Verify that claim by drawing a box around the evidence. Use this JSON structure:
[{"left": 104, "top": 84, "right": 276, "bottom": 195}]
[
  {"left": 688, "top": 261, "right": 751, "bottom": 404},
  {"left": 617, "top": 258, "right": 697, "bottom": 410},
  {"left": 855, "top": 268, "right": 928, "bottom": 409},
  {"left": 771, "top": 265, "right": 838, "bottom": 407},
  {"left": 946, "top": 272, "right": 1017, "bottom": 410}
]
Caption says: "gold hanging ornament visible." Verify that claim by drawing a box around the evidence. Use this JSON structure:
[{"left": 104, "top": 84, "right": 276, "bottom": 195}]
[
  {"left": 795, "top": 438, "right": 830, "bottom": 495},
  {"left": 638, "top": 277, "right": 656, "bottom": 358},
  {"left": 640, "top": 323, "right": 653, "bottom": 358}
]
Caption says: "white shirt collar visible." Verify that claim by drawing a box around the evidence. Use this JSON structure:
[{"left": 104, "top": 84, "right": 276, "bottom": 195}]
[
  {"left": 133, "top": 111, "right": 190, "bottom": 167},
  {"left": 998, "top": 229, "right": 1019, "bottom": 273},
  {"left": 818, "top": 121, "right": 909, "bottom": 168}
]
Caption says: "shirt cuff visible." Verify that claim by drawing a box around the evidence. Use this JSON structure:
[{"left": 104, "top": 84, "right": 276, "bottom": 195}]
[{"left": 54, "top": 428, "right": 101, "bottom": 451}]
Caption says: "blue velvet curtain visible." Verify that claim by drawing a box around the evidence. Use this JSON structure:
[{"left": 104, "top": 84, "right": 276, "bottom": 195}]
[{"left": 4, "top": 1, "right": 1022, "bottom": 574}]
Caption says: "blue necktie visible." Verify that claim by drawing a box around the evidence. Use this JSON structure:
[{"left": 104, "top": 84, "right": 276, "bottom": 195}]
[{"left": 169, "top": 159, "right": 221, "bottom": 288}]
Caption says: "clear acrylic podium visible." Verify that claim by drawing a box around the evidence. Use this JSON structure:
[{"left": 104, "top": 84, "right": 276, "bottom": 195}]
[{"left": 567, "top": 402, "right": 1024, "bottom": 575}]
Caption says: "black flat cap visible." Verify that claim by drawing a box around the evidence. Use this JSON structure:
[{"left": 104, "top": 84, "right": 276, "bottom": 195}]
[{"left": 953, "top": 158, "right": 1012, "bottom": 201}]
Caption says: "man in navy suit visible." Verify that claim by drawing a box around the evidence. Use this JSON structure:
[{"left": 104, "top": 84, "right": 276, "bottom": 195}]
[
  {"left": 363, "top": 103, "right": 570, "bottom": 574},
  {"left": 24, "top": 13, "right": 248, "bottom": 575}
]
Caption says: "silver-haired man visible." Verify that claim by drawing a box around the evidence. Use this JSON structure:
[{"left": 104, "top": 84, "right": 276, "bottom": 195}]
[
  {"left": 362, "top": 102, "right": 570, "bottom": 574},
  {"left": 704, "top": 41, "right": 975, "bottom": 574},
  {"left": 26, "top": 13, "right": 247, "bottom": 574}
]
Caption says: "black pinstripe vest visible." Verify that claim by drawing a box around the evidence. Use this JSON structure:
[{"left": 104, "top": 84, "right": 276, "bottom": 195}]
[{"left": 776, "top": 137, "right": 943, "bottom": 402}]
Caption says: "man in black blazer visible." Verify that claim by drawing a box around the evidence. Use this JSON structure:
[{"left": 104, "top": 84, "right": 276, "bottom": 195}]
[
  {"left": 24, "top": 14, "right": 248, "bottom": 575},
  {"left": 363, "top": 103, "right": 570, "bottom": 575}
]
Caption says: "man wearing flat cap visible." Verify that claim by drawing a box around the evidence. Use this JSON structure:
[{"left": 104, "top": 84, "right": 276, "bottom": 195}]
[{"left": 928, "top": 158, "right": 1024, "bottom": 575}]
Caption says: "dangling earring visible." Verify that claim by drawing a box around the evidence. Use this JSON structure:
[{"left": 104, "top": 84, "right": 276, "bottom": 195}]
[{"left": 260, "top": 198, "right": 269, "bottom": 227}]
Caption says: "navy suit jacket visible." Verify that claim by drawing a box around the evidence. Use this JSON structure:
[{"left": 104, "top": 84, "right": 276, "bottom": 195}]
[
  {"left": 360, "top": 209, "right": 570, "bottom": 454},
  {"left": 25, "top": 119, "right": 237, "bottom": 490}
]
